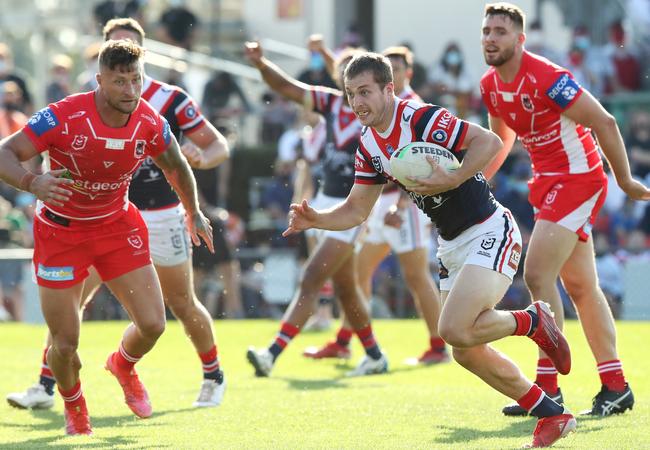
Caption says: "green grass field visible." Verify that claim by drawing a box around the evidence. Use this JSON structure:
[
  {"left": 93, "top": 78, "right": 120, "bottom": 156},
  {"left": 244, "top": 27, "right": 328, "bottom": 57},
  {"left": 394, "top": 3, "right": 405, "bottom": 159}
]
[{"left": 1, "top": 319, "right": 649, "bottom": 449}]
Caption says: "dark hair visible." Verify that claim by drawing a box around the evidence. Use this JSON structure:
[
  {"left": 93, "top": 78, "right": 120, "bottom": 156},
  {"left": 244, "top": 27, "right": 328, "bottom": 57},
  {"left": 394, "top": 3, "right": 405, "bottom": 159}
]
[
  {"left": 382, "top": 46, "right": 413, "bottom": 69},
  {"left": 485, "top": 2, "right": 525, "bottom": 31},
  {"left": 344, "top": 52, "right": 393, "bottom": 89},
  {"left": 98, "top": 39, "right": 144, "bottom": 71},
  {"left": 103, "top": 17, "right": 145, "bottom": 44}
]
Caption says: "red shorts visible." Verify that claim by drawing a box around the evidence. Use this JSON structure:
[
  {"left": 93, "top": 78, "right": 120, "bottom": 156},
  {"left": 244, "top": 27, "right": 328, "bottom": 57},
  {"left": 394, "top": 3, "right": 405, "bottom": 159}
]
[
  {"left": 33, "top": 203, "right": 151, "bottom": 289},
  {"left": 528, "top": 168, "right": 607, "bottom": 242}
]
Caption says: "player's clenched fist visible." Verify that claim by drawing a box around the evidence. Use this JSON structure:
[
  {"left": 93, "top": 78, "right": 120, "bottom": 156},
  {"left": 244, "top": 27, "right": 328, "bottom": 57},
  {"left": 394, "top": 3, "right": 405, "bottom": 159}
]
[
  {"left": 244, "top": 41, "right": 264, "bottom": 67},
  {"left": 283, "top": 199, "right": 318, "bottom": 236}
]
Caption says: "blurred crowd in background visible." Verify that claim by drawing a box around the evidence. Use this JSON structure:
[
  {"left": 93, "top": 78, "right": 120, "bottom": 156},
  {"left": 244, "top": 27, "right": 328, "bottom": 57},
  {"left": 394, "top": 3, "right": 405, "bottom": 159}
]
[{"left": 1, "top": 0, "right": 649, "bottom": 323}]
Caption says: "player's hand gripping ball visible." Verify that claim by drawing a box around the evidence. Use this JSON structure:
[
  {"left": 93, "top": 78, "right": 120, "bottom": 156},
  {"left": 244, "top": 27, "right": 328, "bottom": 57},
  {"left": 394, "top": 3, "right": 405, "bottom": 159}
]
[{"left": 389, "top": 141, "right": 460, "bottom": 188}]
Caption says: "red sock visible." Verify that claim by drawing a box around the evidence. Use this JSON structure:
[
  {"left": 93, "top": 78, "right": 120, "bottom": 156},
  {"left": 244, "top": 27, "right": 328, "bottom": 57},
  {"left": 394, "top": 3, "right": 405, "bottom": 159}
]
[
  {"left": 58, "top": 380, "right": 86, "bottom": 410},
  {"left": 598, "top": 359, "right": 626, "bottom": 392},
  {"left": 114, "top": 342, "right": 142, "bottom": 372},
  {"left": 269, "top": 322, "right": 300, "bottom": 358},
  {"left": 511, "top": 310, "right": 532, "bottom": 336},
  {"left": 429, "top": 336, "right": 446, "bottom": 351},
  {"left": 535, "top": 358, "right": 558, "bottom": 394},
  {"left": 335, "top": 328, "right": 353, "bottom": 347},
  {"left": 199, "top": 345, "right": 220, "bottom": 372},
  {"left": 41, "top": 347, "right": 54, "bottom": 380},
  {"left": 517, "top": 384, "right": 544, "bottom": 412}
]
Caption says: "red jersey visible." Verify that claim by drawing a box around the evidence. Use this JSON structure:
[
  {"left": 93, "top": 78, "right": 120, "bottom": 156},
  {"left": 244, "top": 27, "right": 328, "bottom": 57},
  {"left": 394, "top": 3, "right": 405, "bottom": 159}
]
[
  {"left": 23, "top": 91, "right": 171, "bottom": 223},
  {"left": 480, "top": 51, "right": 601, "bottom": 176}
]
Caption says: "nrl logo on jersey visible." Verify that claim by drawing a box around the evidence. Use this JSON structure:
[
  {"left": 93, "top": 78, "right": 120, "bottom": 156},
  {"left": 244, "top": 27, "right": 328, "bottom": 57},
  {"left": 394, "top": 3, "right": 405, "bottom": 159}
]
[
  {"left": 371, "top": 156, "right": 383, "bottom": 173},
  {"left": 71, "top": 134, "right": 88, "bottom": 150}
]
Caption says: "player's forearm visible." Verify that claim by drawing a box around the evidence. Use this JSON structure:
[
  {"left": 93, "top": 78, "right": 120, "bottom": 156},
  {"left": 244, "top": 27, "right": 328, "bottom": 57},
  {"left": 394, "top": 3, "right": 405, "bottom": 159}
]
[
  {"left": 255, "top": 58, "right": 303, "bottom": 104},
  {"left": 292, "top": 159, "right": 313, "bottom": 204},
  {"left": 313, "top": 202, "right": 367, "bottom": 231},
  {"left": 455, "top": 132, "right": 503, "bottom": 183},
  {"left": 0, "top": 144, "right": 34, "bottom": 192},
  {"left": 593, "top": 115, "right": 634, "bottom": 184},
  {"left": 163, "top": 161, "right": 201, "bottom": 215},
  {"left": 197, "top": 134, "right": 230, "bottom": 170}
]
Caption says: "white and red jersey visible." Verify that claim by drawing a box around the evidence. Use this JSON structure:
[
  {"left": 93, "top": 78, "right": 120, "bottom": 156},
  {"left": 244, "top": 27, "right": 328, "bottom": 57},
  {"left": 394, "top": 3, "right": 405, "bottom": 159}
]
[
  {"left": 354, "top": 98, "right": 497, "bottom": 240},
  {"left": 306, "top": 87, "right": 361, "bottom": 198},
  {"left": 480, "top": 51, "right": 601, "bottom": 176},
  {"left": 23, "top": 91, "right": 171, "bottom": 224},
  {"left": 130, "top": 76, "right": 208, "bottom": 210}
]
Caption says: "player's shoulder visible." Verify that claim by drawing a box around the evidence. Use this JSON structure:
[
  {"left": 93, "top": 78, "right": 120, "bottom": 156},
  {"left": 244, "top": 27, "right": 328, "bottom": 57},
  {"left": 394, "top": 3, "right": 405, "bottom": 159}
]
[
  {"left": 480, "top": 66, "right": 498, "bottom": 86},
  {"left": 135, "top": 98, "right": 167, "bottom": 128},
  {"left": 524, "top": 51, "right": 568, "bottom": 80},
  {"left": 50, "top": 92, "right": 94, "bottom": 116}
]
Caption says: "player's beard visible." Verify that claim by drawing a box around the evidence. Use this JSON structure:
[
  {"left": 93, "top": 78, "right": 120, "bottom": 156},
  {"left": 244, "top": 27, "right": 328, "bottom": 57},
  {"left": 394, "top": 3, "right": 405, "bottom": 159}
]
[
  {"left": 484, "top": 45, "right": 515, "bottom": 67},
  {"left": 109, "top": 97, "right": 139, "bottom": 115}
]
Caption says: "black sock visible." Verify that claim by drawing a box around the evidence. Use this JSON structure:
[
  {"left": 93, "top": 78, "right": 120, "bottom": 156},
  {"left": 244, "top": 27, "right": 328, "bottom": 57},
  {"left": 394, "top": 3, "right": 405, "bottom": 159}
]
[
  {"left": 525, "top": 305, "right": 540, "bottom": 337},
  {"left": 530, "top": 394, "right": 564, "bottom": 418},
  {"left": 39, "top": 376, "right": 55, "bottom": 396}
]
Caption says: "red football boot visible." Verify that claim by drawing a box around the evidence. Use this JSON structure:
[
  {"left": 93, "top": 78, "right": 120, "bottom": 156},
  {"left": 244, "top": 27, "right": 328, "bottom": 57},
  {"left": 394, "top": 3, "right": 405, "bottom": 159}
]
[
  {"left": 525, "top": 408, "right": 576, "bottom": 448},
  {"left": 64, "top": 404, "right": 92, "bottom": 435},
  {"left": 529, "top": 302, "right": 571, "bottom": 375},
  {"left": 105, "top": 353, "right": 152, "bottom": 418},
  {"left": 303, "top": 341, "right": 351, "bottom": 359}
]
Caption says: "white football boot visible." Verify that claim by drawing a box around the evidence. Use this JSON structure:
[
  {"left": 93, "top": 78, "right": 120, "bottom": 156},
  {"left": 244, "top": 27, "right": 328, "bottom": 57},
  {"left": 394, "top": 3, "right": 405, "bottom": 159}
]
[
  {"left": 346, "top": 353, "right": 389, "bottom": 377},
  {"left": 6, "top": 384, "right": 55, "bottom": 409},
  {"left": 193, "top": 377, "right": 227, "bottom": 407},
  {"left": 246, "top": 347, "right": 274, "bottom": 377}
]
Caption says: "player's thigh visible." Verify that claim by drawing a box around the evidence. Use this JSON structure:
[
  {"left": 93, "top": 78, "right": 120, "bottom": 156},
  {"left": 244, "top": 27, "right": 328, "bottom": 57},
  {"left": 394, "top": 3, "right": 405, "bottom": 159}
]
[
  {"left": 525, "top": 219, "right": 578, "bottom": 280},
  {"left": 357, "top": 241, "right": 391, "bottom": 284},
  {"left": 80, "top": 266, "right": 102, "bottom": 308},
  {"left": 303, "top": 237, "right": 355, "bottom": 288},
  {"left": 441, "top": 264, "right": 512, "bottom": 330},
  {"left": 155, "top": 258, "right": 194, "bottom": 308},
  {"left": 39, "top": 283, "right": 85, "bottom": 345},
  {"left": 396, "top": 247, "right": 431, "bottom": 285},
  {"left": 559, "top": 235, "right": 599, "bottom": 299},
  {"left": 105, "top": 264, "right": 165, "bottom": 330}
]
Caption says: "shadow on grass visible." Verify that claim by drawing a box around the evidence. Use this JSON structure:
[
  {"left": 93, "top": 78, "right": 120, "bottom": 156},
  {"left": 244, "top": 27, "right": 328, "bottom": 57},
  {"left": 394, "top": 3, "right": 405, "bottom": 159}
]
[
  {"left": 277, "top": 377, "right": 350, "bottom": 391},
  {"left": 0, "top": 405, "right": 196, "bottom": 449},
  {"left": 432, "top": 418, "right": 603, "bottom": 446}
]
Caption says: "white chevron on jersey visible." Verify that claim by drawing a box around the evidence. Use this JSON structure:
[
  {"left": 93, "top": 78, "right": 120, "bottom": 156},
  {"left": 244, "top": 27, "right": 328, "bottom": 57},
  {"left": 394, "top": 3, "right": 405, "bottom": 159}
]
[{"left": 330, "top": 96, "right": 360, "bottom": 148}]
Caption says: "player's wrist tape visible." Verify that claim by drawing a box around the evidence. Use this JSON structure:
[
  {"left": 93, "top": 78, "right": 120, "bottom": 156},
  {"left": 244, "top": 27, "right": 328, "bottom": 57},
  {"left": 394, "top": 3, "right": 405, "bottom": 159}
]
[{"left": 19, "top": 172, "right": 37, "bottom": 192}]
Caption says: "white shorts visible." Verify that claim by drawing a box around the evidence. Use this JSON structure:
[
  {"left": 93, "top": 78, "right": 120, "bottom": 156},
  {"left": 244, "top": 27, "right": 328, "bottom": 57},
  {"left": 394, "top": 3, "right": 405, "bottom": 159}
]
[
  {"left": 305, "top": 191, "right": 366, "bottom": 245},
  {"left": 140, "top": 204, "right": 191, "bottom": 267},
  {"left": 365, "top": 190, "right": 431, "bottom": 254},
  {"left": 436, "top": 206, "right": 522, "bottom": 292}
]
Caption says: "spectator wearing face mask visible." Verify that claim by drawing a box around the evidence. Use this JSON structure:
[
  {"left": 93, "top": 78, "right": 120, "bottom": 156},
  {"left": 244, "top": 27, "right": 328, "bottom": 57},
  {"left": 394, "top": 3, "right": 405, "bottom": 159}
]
[
  {"left": 0, "top": 43, "right": 32, "bottom": 114},
  {"left": 298, "top": 35, "right": 337, "bottom": 89},
  {"left": 568, "top": 25, "right": 612, "bottom": 99},
  {"left": 427, "top": 42, "right": 475, "bottom": 118}
]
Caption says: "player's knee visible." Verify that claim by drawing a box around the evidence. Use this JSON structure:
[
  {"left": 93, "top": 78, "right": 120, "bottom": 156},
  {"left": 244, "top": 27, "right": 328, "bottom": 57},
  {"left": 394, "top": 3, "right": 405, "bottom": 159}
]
[
  {"left": 167, "top": 294, "right": 194, "bottom": 320},
  {"left": 139, "top": 318, "right": 166, "bottom": 340},
  {"left": 439, "top": 324, "right": 472, "bottom": 348},
  {"left": 451, "top": 346, "right": 475, "bottom": 368},
  {"left": 523, "top": 267, "right": 548, "bottom": 293},
  {"left": 562, "top": 275, "right": 591, "bottom": 302},
  {"left": 52, "top": 339, "right": 79, "bottom": 361}
]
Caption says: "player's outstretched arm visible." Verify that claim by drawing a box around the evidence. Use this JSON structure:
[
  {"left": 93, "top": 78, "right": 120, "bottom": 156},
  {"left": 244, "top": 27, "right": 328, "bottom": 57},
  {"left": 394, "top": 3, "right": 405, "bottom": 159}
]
[
  {"left": 564, "top": 91, "right": 650, "bottom": 201},
  {"left": 0, "top": 131, "right": 73, "bottom": 207},
  {"left": 483, "top": 114, "right": 517, "bottom": 180},
  {"left": 244, "top": 41, "right": 314, "bottom": 105},
  {"left": 154, "top": 136, "right": 215, "bottom": 252},
  {"left": 182, "top": 120, "right": 230, "bottom": 170},
  {"left": 283, "top": 183, "right": 383, "bottom": 236}
]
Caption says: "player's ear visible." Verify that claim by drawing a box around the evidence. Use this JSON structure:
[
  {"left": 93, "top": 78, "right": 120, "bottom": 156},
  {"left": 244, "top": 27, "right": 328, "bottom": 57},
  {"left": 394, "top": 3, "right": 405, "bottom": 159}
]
[
  {"left": 518, "top": 32, "right": 526, "bottom": 46},
  {"left": 385, "top": 81, "right": 394, "bottom": 96},
  {"left": 95, "top": 72, "right": 101, "bottom": 87}
]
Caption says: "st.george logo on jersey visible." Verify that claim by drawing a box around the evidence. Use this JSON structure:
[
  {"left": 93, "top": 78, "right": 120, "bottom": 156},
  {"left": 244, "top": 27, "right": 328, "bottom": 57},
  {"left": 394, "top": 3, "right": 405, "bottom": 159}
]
[{"left": 389, "top": 141, "right": 460, "bottom": 188}]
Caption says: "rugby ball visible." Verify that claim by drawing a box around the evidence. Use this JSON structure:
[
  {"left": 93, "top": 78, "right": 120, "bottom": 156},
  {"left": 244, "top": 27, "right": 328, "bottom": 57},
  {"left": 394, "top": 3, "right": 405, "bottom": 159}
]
[{"left": 389, "top": 141, "right": 460, "bottom": 188}]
